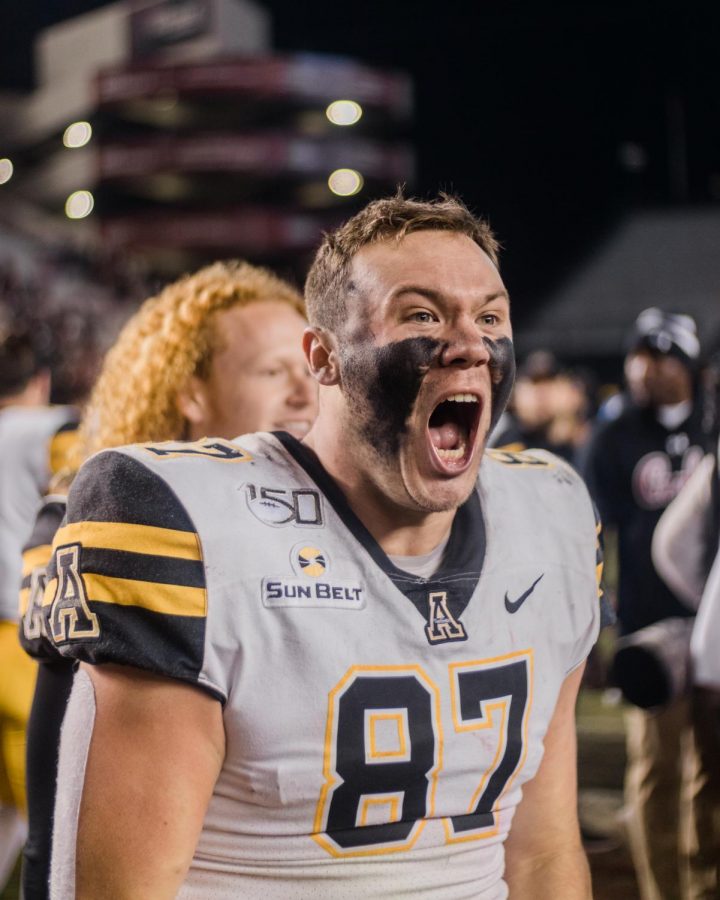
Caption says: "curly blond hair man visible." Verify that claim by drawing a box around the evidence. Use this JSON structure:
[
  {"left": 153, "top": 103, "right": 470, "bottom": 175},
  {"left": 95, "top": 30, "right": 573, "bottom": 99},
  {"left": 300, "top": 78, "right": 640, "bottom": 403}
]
[
  {"left": 79, "top": 259, "right": 313, "bottom": 457},
  {"left": 20, "top": 259, "right": 316, "bottom": 900}
]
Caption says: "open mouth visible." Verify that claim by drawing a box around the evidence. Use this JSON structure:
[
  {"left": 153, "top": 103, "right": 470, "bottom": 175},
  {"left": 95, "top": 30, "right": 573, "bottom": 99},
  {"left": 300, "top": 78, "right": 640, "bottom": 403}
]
[{"left": 427, "top": 393, "right": 481, "bottom": 472}]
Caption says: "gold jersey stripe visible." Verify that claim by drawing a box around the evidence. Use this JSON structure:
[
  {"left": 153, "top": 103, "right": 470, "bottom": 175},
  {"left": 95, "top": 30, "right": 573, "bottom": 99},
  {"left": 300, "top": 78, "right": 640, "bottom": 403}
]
[
  {"left": 19, "top": 587, "right": 30, "bottom": 616},
  {"left": 49, "top": 429, "right": 79, "bottom": 474},
  {"left": 43, "top": 571, "right": 206, "bottom": 618},
  {"left": 22, "top": 544, "right": 53, "bottom": 577},
  {"left": 494, "top": 442, "right": 525, "bottom": 453},
  {"left": 55, "top": 521, "right": 201, "bottom": 561}
]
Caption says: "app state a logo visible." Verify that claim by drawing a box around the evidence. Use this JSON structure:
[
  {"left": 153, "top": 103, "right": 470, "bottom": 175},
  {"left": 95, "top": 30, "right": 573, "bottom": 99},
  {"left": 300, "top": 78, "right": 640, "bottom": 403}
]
[
  {"left": 22, "top": 566, "right": 48, "bottom": 643},
  {"left": 48, "top": 544, "right": 100, "bottom": 642},
  {"left": 425, "top": 591, "right": 467, "bottom": 644}
]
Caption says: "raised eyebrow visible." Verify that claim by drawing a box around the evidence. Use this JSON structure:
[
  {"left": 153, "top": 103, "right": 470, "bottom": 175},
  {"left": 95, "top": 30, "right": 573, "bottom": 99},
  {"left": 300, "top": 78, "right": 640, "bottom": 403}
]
[
  {"left": 392, "top": 286, "right": 443, "bottom": 304},
  {"left": 480, "top": 290, "right": 510, "bottom": 308},
  {"left": 392, "top": 286, "right": 511, "bottom": 310}
]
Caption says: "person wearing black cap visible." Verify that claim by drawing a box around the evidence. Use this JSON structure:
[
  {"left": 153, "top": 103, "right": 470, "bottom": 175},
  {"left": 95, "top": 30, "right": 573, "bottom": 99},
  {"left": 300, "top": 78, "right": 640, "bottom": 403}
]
[{"left": 584, "top": 308, "right": 709, "bottom": 900}]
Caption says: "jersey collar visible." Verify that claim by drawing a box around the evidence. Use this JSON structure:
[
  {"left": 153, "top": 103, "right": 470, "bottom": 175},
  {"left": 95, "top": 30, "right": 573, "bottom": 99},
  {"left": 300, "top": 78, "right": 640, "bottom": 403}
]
[{"left": 273, "top": 431, "right": 486, "bottom": 625}]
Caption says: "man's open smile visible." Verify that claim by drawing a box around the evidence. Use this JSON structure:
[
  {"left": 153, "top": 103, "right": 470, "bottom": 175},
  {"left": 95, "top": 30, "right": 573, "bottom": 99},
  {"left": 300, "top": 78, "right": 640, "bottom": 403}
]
[{"left": 426, "top": 391, "right": 483, "bottom": 473}]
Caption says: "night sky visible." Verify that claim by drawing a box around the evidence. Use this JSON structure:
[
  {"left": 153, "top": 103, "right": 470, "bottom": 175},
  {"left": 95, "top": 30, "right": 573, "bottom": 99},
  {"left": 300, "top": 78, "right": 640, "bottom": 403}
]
[{"left": 2, "top": 0, "right": 719, "bottom": 324}]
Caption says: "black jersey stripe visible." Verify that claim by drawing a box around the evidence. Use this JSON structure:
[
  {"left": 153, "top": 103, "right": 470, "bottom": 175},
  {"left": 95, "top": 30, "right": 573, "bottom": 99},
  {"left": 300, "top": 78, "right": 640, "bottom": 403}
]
[
  {"left": 69, "top": 451, "right": 197, "bottom": 532},
  {"left": 66, "top": 546, "right": 205, "bottom": 589},
  {"left": 53, "top": 605, "right": 221, "bottom": 701}
]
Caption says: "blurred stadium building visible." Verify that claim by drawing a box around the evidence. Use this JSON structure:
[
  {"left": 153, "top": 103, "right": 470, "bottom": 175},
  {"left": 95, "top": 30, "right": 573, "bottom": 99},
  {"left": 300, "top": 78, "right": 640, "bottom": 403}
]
[
  {"left": 0, "top": 0, "right": 413, "bottom": 298},
  {"left": 516, "top": 207, "right": 720, "bottom": 366}
]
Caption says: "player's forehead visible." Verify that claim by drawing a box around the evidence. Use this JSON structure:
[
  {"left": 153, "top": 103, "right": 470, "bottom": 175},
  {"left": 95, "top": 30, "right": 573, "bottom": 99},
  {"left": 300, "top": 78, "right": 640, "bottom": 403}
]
[
  {"left": 348, "top": 230, "right": 506, "bottom": 316},
  {"left": 215, "top": 300, "right": 303, "bottom": 340},
  {"left": 211, "top": 301, "right": 306, "bottom": 364}
]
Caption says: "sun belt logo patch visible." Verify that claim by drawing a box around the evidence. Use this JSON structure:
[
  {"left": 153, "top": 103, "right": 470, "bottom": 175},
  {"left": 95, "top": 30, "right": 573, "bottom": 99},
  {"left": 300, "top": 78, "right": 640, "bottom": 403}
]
[
  {"left": 265, "top": 543, "right": 363, "bottom": 608},
  {"left": 293, "top": 544, "right": 327, "bottom": 577}
]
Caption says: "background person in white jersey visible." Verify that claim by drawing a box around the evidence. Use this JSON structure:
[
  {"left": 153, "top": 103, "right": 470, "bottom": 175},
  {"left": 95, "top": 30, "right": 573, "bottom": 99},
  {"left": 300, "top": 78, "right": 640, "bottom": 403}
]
[
  {"left": 47, "top": 194, "right": 603, "bottom": 899},
  {"left": 0, "top": 327, "right": 79, "bottom": 892}
]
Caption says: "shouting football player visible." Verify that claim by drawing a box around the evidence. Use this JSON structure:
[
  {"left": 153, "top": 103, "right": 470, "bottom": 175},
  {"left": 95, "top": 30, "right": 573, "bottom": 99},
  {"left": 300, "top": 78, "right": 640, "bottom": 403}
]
[
  {"left": 47, "top": 196, "right": 602, "bottom": 899},
  {"left": 19, "top": 260, "right": 316, "bottom": 899}
]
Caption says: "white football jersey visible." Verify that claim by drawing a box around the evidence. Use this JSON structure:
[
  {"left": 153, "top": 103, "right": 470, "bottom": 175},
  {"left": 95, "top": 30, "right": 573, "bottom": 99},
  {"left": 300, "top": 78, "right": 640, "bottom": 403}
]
[
  {"left": 47, "top": 432, "right": 602, "bottom": 899},
  {"left": 0, "top": 404, "right": 78, "bottom": 621}
]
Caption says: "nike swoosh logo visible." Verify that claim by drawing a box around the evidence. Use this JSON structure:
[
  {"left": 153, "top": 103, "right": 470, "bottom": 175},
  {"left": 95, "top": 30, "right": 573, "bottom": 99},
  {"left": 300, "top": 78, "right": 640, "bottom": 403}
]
[{"left": 504, "top": 574, "right": 544, "bottom": 613}]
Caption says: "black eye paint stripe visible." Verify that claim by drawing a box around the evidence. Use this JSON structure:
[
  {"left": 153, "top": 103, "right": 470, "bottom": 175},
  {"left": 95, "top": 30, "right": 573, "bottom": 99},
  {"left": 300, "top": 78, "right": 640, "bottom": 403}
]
[
  {"left": 340, "top": 335, "right": 515, "bottom": 456},
  {"left": 339, "top": 337, "right": 441, "bottom": 458},
  {"left": 272, "top": 431, "right": 486, "bottom": 626},
  {"left": 484, "top": 336, "right": 516, "bottom": 434}
]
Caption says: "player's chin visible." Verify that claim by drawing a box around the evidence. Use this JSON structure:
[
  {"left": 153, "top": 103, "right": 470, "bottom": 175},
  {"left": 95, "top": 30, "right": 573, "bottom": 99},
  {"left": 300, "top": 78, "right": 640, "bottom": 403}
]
[
  {"left": 399, "top": 427, "right": 487, "bottom": 512},
  {"left": 402, "top": 461, "right": 481, "bottom": 513}
]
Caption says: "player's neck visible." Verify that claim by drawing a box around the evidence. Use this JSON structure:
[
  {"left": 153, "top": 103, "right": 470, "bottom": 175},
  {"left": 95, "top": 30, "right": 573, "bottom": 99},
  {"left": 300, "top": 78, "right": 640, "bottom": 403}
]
[
  {"left": 303, "top": 419, "right": 456, "bottom": 557},
  {"left": 353, "top": 497, "right": 454, "bottom": 557}
]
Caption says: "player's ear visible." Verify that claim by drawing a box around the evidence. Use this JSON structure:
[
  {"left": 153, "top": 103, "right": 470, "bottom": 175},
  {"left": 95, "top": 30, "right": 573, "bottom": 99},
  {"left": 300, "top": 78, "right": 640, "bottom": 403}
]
[
  {"left": 175, "top": 375, "right": 210, "bottom": 427},
  {"left": 303, "top": 327, "right": 340, "bottom": 386}
]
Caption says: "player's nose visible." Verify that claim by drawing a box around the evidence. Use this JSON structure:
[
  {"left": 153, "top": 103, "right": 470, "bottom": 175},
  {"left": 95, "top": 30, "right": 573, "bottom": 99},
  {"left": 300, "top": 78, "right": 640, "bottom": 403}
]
[{"left": 438, "top": 318, "right": 491, "bottom": 369}]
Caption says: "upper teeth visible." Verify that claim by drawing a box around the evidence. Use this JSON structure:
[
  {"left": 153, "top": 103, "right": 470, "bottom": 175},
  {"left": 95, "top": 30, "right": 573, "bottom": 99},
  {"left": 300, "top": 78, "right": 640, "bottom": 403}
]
[{"left": 446, "top": 393, "right": 478, "bottom": 402}]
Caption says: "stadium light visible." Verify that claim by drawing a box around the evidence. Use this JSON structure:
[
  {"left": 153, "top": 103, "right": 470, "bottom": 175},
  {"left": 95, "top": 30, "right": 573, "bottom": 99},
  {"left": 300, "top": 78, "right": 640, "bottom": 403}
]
[
  {"left": 0, "top": 159, "right": 13, "bottom": 185},
  {"left": 326, "top": 100, "right": 363, "bottom": 126},
  {"left": 328, "top": 168, "right": 364, "bottom": 197},
  {"left": 63, "top": 122, "right": 93, "bottom": 149},
  {"left": 65, "top": 190, "right": 94, "bottom": 219}
]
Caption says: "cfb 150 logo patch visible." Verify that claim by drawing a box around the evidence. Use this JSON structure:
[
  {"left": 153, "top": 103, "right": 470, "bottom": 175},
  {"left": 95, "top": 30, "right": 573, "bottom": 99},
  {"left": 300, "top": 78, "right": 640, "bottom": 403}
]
[{"left": 245, "top": 483, "right": 323, "bottom": 528}]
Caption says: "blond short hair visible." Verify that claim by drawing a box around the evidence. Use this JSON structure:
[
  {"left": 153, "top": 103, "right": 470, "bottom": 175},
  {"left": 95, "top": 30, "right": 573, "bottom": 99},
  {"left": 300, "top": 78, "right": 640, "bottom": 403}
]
[
  {"left": 305, "top": 192, "right": 500, "bottom": 331},
  {"left": 76, "top": 260, "right": 303, "bottom": 461}
]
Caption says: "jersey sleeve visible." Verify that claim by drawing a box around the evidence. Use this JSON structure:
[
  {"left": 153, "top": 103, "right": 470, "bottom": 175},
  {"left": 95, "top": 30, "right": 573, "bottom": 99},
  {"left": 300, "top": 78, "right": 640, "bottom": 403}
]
[
  {"left": 593, "top": 501, "right": 615, "bottom": 630},
  {"left": 565, "top": 485, "right": 610, "bottom": 674},
  {"left": 530, "top": 451, "right": 610, "bottom": 674},
  {"left": 19, "top": 495, "right": 67, "bottom": 661},
  {"left": 42, "top": 450, "right": 224, "bottom": 702}
]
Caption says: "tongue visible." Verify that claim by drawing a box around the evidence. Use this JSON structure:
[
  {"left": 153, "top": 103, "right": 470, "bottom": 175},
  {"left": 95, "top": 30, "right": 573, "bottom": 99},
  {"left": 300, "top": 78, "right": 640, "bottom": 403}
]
[{"left": 429, "top": 422, "right": 462, "bottom": 450}]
